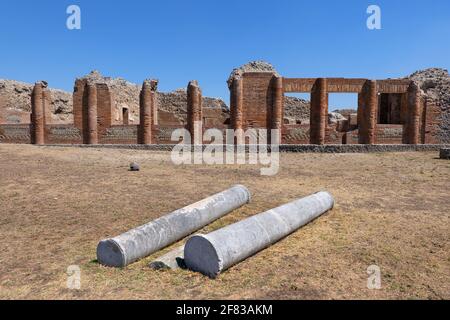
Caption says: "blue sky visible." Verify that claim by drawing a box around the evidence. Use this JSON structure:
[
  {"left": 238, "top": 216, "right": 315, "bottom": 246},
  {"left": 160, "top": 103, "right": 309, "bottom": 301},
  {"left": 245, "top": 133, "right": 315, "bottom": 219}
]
[{"left": 0, "top": 0, "right": 449, "bottom": 108}]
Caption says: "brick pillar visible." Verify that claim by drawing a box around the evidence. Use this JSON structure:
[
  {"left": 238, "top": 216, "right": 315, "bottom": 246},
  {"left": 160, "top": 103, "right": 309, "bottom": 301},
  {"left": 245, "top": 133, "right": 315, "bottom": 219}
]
[
  {"left": 358, "top": 80, "right": 378, "bottom": 144},
  {"left": 31, "top": 81, "right": 47, "bottom": 145},
  {"left": 85, "top": 83, "right": 98, "bottom": 144},
  {"left": 138, "top": 79, "right": 158, "bottom": 144},
  {"left": 310, "top": 78, "right": 328, "bottom": 145},
  {"left": 271, "top": 76, "right": 284, "bottom": 144},
  {"left": 187, "top": 80, "right": 202, "bottom": 144},
  {"left": 230, "top": 77, "right": 244, "bottom": 131},
  {"left": 407, "top": 82, "right": 422, "bottom": 145},
  {"left": 357, "top": 93, "right": 363, "bottom": 129}
]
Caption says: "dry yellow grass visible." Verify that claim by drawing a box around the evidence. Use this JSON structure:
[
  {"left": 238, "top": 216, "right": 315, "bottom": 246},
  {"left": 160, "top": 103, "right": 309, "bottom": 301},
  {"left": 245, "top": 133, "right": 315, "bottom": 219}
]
[{"left": 0, "top": 144, "right": 449, "bottom": 300}]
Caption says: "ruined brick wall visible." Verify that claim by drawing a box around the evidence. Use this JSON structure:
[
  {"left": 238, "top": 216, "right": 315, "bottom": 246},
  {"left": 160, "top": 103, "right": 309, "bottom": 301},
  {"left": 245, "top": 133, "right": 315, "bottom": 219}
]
[
  {"left": 96, "top": 83, "right": 113, "bottom": 137},
  {"left": 345, "top": 125, "right": 403, "bottom": 144},
  {"left": 0, "top": 124, "right": 31, "bottom": 143},
  {"left": 344, "top": 129, "right": 359, "bottom": 145},
  {"left": 203, "top": 108, "right": 229, "bottom": 129},
  {"left": 241, "top": 73, "right": 275, "bottom": 130},
  {"left": 375, "top": 124, "right": 404, "bottom": 144},
  {"left": 422, "top": 98, "right": 441, "bottom": 144},
  {"left": 325, "top": 124, "right": 344, "bottom": 144},
  {"left": 282, "top": 124, "right": 310, "bottom": 144},
  {"left": 45, "top": 125, "right": 82, "bottom": 144},
  {"left": 73, "top": 79, "right": 85, "bottom": 130},
  {"left": 100, "top": 125, "right": 138, "bottom": 144}
]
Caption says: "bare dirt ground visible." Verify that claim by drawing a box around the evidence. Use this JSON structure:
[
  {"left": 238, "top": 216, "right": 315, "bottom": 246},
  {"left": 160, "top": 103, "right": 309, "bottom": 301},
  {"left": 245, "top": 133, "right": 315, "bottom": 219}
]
[{"left": 0, "top": 144, "right": 449, "bottom": 300}]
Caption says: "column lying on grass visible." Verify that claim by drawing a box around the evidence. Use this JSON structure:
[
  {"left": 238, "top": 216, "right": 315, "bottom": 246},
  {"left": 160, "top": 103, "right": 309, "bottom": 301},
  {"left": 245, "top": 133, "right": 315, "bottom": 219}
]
[
  {"left": 184, "top": 191, "right": 334, "bottom": 278},
  {"left": 97, "top": 185, "right": 251, "bottom": 267},
  {"left": 149, "top": 245, "right": 185, "bottom": 270}
]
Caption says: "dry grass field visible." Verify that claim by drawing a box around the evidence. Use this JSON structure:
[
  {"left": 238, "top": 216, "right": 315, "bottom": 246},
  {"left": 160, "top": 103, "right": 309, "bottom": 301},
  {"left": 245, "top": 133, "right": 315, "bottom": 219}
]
[{"left": 0, "top": 144, "right": 449, "bottom": 300}]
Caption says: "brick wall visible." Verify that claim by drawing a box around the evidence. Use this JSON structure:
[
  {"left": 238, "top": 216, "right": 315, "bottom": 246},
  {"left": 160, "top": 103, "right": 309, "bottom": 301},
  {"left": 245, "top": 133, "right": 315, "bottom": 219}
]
[
  {"left": 422, "top": 98, "right": 441, "bottom": 144},
  {"left": 0, "top": 124, "right": 31, "bottom": 143},
  {"left": 375, "top": 124, "right": 404, "bottom": 144},
  {"left": 282, "top": 124, "right": 310, "bottom": 144},
  {"left": 45, "top": 125, "right": 82, "bottom": 144},
  {"left": 100, "top": 125, "right": 137, "bottom": 144},
  {"left": 241, "top": 73, "right": 275, "bottom": 130}
]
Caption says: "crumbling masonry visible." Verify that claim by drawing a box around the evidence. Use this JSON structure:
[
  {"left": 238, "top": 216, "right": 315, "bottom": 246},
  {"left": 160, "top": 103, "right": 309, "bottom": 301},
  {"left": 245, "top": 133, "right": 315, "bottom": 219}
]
[{"left": 0, "top": 66, "right": 446, "bottom": 145}]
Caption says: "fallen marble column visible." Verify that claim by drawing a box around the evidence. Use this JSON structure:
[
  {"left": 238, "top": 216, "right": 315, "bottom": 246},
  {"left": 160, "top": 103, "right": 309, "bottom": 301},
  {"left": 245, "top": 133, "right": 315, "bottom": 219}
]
[
  {"left": 149, "top": 245, "right": 185, "bottom": 270},
  {"left": 97, "top": 185, "right": 251, "bottom": 267},
  {"left": 184, "top": 191, "right": 334, "bottom": 278}
]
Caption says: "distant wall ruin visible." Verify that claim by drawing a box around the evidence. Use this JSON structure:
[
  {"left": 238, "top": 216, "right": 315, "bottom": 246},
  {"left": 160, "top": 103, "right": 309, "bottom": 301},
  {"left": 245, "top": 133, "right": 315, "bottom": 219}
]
[
  {"left": 228, "top": 71, "right": 441, "bottom": 145},
  {"left": 0, "top": 66, "right": 446, "bottom": 146}
]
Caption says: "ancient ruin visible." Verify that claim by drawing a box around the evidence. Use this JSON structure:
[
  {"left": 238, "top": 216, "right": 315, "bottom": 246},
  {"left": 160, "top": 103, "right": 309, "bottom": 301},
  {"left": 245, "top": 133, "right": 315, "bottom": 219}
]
[{"left": 0, "top": 62, "right": 449, "bottom": 145}]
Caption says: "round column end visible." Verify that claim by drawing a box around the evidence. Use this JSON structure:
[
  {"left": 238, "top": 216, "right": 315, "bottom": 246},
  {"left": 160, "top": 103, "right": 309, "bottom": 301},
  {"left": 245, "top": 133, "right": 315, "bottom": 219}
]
[
  {"left": 97, "top": 239, "right": 126, "bottom": 268},
  {"left": 184, "top": 234, "right": 221, "bottom": 278},
  {"left": 233, "top": 184, "right": 251, "bottom": 204}
]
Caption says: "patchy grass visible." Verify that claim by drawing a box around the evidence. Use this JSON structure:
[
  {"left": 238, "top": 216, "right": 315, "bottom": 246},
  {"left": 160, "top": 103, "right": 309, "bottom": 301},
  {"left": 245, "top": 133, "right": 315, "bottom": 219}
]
[{"left": 0, "top": 144, "right": 449, "bottom": 300}]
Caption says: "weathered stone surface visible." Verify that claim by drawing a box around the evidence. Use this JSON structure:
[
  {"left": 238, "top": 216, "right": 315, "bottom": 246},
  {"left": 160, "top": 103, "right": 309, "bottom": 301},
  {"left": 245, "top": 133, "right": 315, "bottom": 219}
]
[
  {"left": 227, "top": 60, "right": 279, "bottom": 88},
  {"left": 129, "top": 162, "right": 140, "bottom": 171},
  {"left": 408, "top": 68, "right": 450, "bottom": 143},
  {"left": 0, "top": 79, "right": 71, "bottom": 123},
  {"left": 328, "top": 112, "right": 347, "bottom": 124},
  {"left": 284, "top": 96, "right": 310, "bottom": 124},
  {"left": 149, "top": 245, "right": 185, "bottom": 270}
]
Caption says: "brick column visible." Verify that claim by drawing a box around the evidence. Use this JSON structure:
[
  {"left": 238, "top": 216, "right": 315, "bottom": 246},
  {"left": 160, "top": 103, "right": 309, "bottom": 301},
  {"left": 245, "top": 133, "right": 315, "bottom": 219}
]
[
  {"left": 31, "top": 81, "right": 47, "bottom": 145},
  {"left": 271, "top": 76, "right": 284, "bottom": 144},
  {"left": 407, "top": 82, "right": 421, "bottom": 145},
  {"left": 85, "top": 83, "right": 98, "bottom": 144},
  {"left": 230, "top": 77, "right": 244, "bottom": 131},
  {"left": 310, "top": 78, "right": 328, "bottom": 145},
  {"left": 138, "top": 79, "right": 158, "bottom": 144},
  {"left": 187, "top": 80, "right": 202, "bottom": 144},
  {"left": 358, "top": 80, "right": 378, "bottom": 144},
  {"left": 357, "top": 93, "right": 363, "bottom": 130}
]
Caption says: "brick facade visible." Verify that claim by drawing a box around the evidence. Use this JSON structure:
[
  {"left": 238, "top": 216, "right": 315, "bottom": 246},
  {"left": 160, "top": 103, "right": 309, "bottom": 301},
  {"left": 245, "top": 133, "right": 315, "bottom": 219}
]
[{"left": 0, "top": 70, "right": 446, "bottom": 146}]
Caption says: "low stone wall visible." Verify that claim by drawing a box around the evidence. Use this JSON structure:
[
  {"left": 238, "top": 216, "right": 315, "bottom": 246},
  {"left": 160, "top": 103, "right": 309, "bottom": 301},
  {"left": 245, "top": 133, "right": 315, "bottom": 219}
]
[
  {"left": 40, "top": 143, "right": 450, "bottom": 153},
  {"left": 0, "top": 124, "right": 31, "bottom": 143},
  {"left": 46, "top": 125, "right": 82, "bottom": 144}
]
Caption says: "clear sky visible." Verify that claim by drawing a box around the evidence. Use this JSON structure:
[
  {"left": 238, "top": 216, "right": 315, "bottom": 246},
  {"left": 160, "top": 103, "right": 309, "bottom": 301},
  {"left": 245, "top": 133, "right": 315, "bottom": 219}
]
[{"left": 0, "top": 0, "right": 449, "bottom": 108}]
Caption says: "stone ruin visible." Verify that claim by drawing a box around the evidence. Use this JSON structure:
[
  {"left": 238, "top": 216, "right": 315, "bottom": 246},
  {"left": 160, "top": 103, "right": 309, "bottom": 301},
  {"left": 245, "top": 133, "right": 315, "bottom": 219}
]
[{"left": 0, "top": 62, "right": 449, "bottom": 145}]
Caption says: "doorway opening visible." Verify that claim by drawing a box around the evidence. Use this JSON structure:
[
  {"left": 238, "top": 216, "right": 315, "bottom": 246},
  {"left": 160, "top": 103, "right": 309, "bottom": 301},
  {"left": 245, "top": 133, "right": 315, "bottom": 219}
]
[{"left": 122, "top": 108, "right": 129, "bottom": 125}]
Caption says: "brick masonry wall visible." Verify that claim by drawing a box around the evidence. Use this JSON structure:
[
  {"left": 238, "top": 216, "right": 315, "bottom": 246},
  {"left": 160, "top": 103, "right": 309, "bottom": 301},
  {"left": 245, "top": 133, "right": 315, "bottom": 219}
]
[
  {"left": 45, "top": 125, "right": 82, "bottom": 144},
  {"left": 282, "top": 124, "right": 310, "bottom": 144},
  {"left": 345, "top": 125, "right": 403, "bottom": 144},
  {"left": 73, "top": 79, "right": 85, "bottom": 129},
  {"left": 0, "top": 124, "right": 31, "bottom": 143},
  {"left": 242, "top": 73, "right": 274, "bottom": 130},
  {"left": 375, "top": 124, "right": 404, "bottom": 144},
  {"left": 325, "top": 125, "right": 344, "bottom": 144},
  {"left": 422, "top": 98, "right": 441, "bottom": 144},
  {"left": 96, "top": 83, "right": 113, "bottom": 136},
  {"left": 100, "top": 125, "right": 138, "bottom": 144}
]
